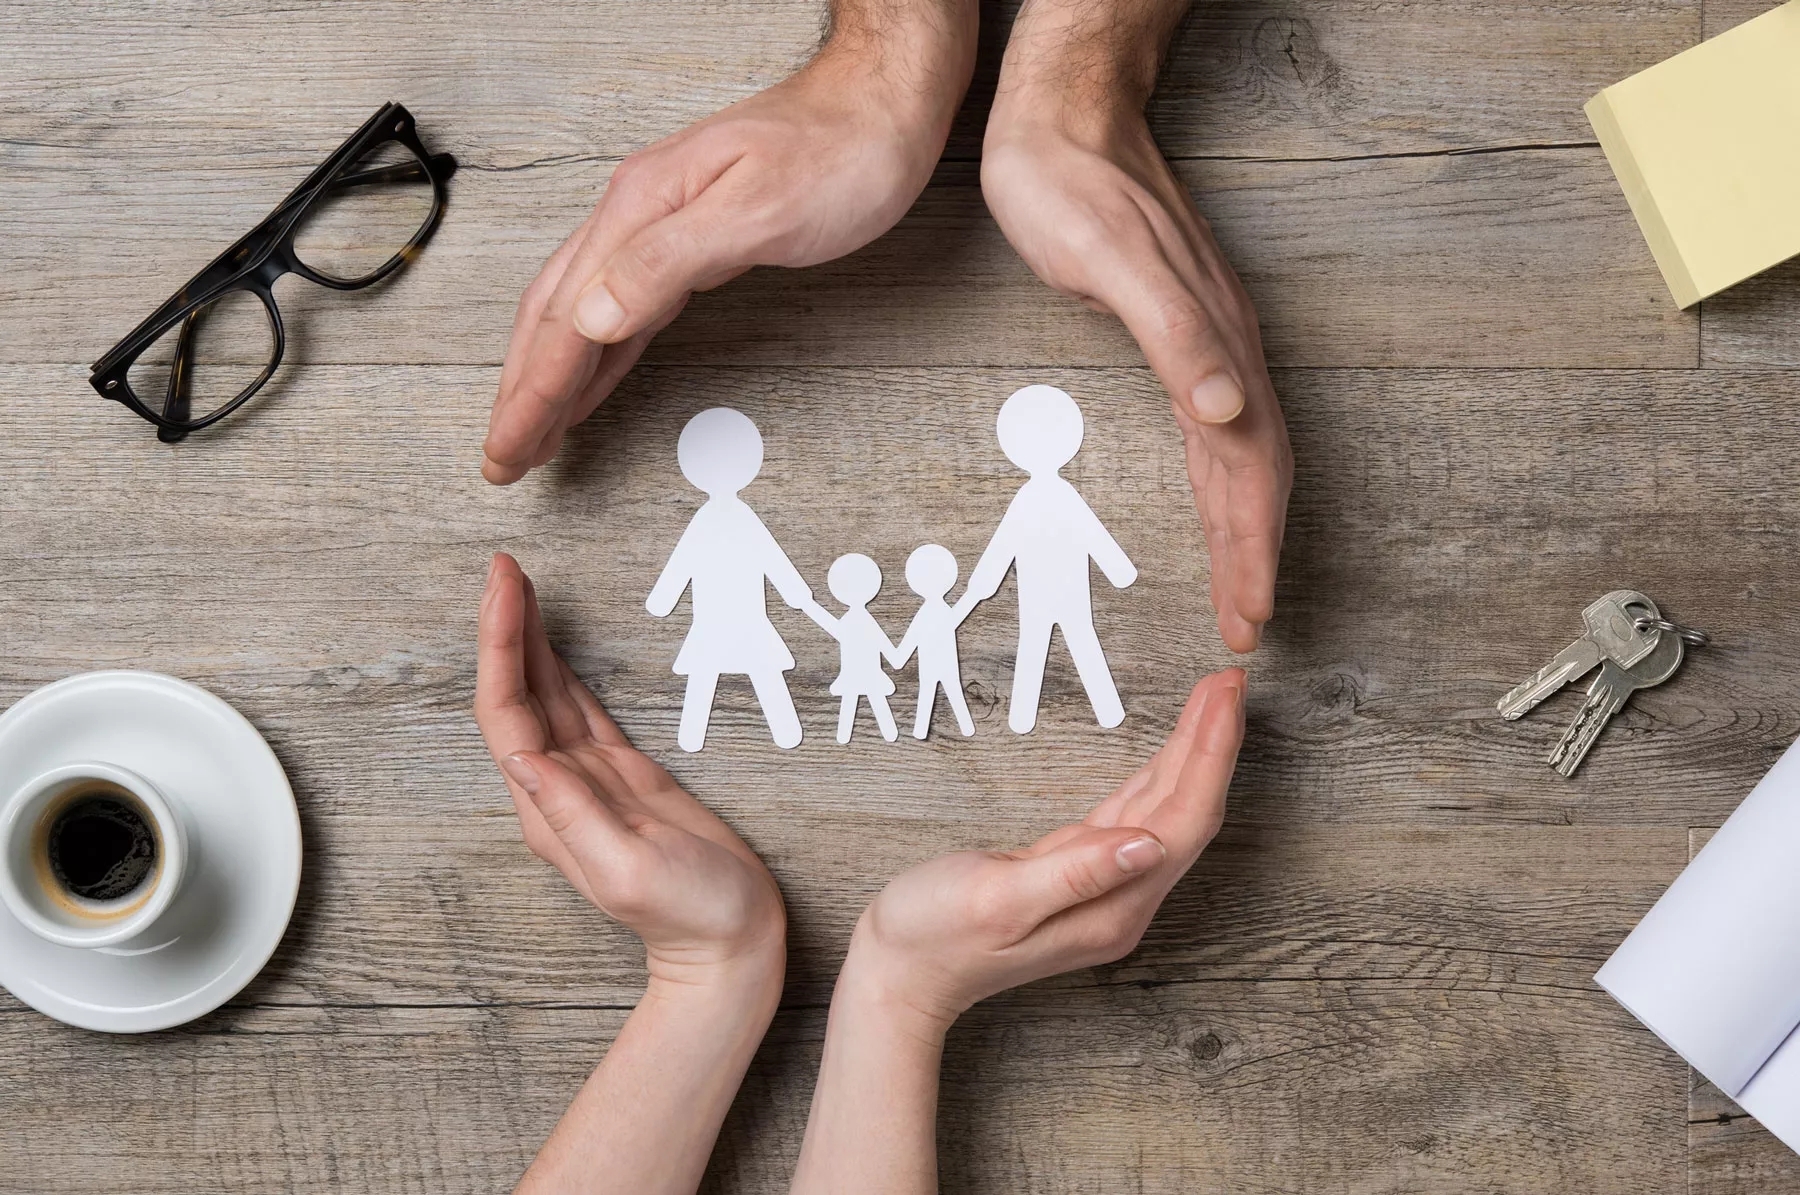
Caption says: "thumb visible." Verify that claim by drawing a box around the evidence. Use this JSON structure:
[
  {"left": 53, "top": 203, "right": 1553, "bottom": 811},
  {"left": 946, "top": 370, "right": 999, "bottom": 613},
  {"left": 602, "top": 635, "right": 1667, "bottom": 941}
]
[
  {"left": 1089, "top": 246, "right": 1245, "bottom": 427},
  {"left": 1007, "top": 826, "right": 1166, "bottom": 925},
  {"left": 571, "top": 190, "right": 757, "bottom": 345},
  {"left": 501, "top": 751, "right": 640, "bottom": 871}
]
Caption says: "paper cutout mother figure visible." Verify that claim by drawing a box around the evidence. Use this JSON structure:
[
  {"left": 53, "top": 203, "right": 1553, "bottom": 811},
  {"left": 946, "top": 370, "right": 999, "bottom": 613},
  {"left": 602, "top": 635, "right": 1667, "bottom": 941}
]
[
  {"left": 647, "top": 408, "right": 811, "bottom": 752},
  {"left": 957, "top": 385, "right": 1138, "bottom": 733}
]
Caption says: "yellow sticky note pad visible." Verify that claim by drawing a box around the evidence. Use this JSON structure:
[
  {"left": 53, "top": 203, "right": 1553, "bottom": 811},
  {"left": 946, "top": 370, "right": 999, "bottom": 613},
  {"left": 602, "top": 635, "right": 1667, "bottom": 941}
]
[{"left": 1586, "top": 1, "right": 1800, "bottom": 307}]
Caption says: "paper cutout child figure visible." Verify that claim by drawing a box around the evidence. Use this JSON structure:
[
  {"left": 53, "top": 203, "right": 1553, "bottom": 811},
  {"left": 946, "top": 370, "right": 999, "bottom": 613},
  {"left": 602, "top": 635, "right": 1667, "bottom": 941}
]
[
  {"left": 802, "top": 554, "right": 901, "bottom": 744},
  {"left": 956, "top": 384, "right": 1138, "bottom": 733},
  {"left": 892, "top": 544, "right": 976, "bottom": 739},
  {"left": 647, "top": 408, "right": 812, "bottom": 753}
]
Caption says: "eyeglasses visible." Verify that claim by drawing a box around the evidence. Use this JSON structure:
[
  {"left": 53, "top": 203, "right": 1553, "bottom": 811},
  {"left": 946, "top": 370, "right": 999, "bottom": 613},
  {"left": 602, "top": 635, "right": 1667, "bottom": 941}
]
[{"left": 88, "top": 102, "right": 458, "bottom": 443}]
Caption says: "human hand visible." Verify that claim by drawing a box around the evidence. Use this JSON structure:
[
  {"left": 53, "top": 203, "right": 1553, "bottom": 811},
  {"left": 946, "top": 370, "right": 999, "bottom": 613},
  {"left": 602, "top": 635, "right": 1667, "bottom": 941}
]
[
  {"left": 482, "top": 7, "right": 977, "bottom": 485},
  {"left": 843, "top": 668, "right": 1245, "bottom": 1029},
  {"left": 982, "top": 35, "right": 1291, "bottom": 653},
  {"left": 476, "top": 552, "right": 786, "bottom": 989}
]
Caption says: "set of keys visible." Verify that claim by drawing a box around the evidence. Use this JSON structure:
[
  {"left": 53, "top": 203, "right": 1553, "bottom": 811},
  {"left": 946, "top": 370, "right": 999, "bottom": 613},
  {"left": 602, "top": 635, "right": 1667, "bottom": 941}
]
[{"left": 1498, "top": 590, "right": 1709, "bottom": 777}]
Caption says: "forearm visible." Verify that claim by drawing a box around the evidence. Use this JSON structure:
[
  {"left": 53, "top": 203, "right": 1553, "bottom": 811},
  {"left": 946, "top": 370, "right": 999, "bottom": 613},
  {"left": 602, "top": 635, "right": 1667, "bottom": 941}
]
[
  {"left": 815, "top": 0, "right": 980, "bottom": 138},
  {"left": 518, "top": 965, "right": 782, "bottom": 1195},
  {"left": 790, "top": 952, "right": 953, "bottom": 1195},
  {"left": 997, "top": 0, "right": 1190, "bottom": 122},
  {"left": 825, "top": 0, "right": 981, "bottom": 87}
]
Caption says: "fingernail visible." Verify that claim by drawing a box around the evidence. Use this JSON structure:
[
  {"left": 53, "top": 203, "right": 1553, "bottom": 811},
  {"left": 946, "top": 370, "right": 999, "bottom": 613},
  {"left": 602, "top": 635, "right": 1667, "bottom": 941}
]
[
  {"left": 487, "top": 553, "right": 500, "bottom": 583},
  {"left": 573, "top": 286, "right": 625, "bottom": 342},
  {"left": 1116, "top": 835, "right": 1166, "bottom": 873},
  {"left": 1189, "top": 374, "right": 1245, "bottom": 424},
  {"left": 500, "top": 753, "right": 541, "bottom": 794}
]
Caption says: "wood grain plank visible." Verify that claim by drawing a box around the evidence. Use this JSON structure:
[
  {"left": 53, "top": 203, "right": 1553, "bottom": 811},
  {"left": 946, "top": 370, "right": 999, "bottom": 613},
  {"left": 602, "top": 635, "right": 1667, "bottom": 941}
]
[
  {"left": 1704, "top": 0, "right": 1785, "bottom": 36},
  {"left": 1689, "top": 1095, "right": 1800, "bottom": 1195},
  {"left": 0, "top": 981, "right": 1687, "bottom": 1194},
  {"left": 1144, "top": 0, "right": 1695, "bottom": 160},
  {"left": 1701, "top": 257, "right": 1800, "bottom": 368},
  {"left": 658, "top": 153, "right": 1695, "bottom": 370},
  {"left": 0, "top": 0, "right": 1700, "bottom": 167},
  {"left": 929, "top": 983, "right": 1685, "bottom": 1195},
  {"left": 1, "top": 149, "right": 1694, "bottom": 369},
  {"left": 0, "top": 0, "right": 824, "bottom": 168},
  {"left": 53, "top": 814, "right": 1680, "bottom": 1008}
]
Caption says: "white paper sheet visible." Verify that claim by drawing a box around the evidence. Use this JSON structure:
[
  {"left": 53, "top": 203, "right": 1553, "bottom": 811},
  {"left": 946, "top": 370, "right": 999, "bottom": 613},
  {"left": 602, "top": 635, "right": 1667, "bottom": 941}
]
[
  {"left": 1739, "top": 1023, "right": 1800, "bottom": 1152},
  {"left": 1596, "top": 735, "right": 1800, "bottom": 1099}
]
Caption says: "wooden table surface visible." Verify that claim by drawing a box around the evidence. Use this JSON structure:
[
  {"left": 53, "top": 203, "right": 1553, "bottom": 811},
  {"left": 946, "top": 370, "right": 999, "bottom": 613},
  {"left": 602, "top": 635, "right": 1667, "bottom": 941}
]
[{"left": 5, "top": 1, "right": 1800, "bottom": 1191}]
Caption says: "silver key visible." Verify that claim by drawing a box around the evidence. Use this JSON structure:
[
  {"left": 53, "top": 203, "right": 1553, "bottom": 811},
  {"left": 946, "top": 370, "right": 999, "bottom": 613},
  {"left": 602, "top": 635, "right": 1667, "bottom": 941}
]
[
  {"left": 1497, "top": 590, "right": 1662, "bottom": 720},
  {"left": 1547, "top": 627, "right": 1685, "bottom": 777}
]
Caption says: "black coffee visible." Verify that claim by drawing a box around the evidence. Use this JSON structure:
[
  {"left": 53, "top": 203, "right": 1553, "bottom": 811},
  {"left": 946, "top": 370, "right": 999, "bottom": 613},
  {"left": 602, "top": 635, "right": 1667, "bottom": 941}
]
[{"left": 45, "top": 791, "right": 157, "bottom": 901}]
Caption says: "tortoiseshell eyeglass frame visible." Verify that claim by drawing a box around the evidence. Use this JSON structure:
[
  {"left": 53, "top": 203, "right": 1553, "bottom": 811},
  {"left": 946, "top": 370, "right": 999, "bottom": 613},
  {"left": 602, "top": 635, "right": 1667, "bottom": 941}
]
[{"left": 88, "top": 101, "right": 458, "bottom": 443}]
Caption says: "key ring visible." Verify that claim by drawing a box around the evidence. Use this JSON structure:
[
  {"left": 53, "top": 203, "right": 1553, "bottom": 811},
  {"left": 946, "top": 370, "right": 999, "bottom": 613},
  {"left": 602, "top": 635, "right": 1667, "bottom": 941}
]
[{"left": 1633, "top": 615, "right": 1711, "bottom": 648}]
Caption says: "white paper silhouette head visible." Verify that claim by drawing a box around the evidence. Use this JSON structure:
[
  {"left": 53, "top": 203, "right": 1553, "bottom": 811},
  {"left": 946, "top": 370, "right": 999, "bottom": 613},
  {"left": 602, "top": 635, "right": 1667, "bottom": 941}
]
[
  {"left": 905, "top": 544, "right": 957, "bottom": 599},
  {"left": 997, "top": 384, "right": 1084, "bottom": 476},
  {"left": 828, "top": 553, "right": 882, "bottom": 606},
  {"left": 679, "top": 407, "right": 763, "bottom": 497}
]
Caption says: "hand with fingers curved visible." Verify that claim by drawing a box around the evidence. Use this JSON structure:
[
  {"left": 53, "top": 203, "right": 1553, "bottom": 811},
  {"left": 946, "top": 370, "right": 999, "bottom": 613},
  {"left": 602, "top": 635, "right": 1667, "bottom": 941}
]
[
  {"left": 482, "top": 2, "right": 979, "bottom": 486},
  {"left": 475, "top": 551, "right": 785, "bottom": 1195},
  {"left": 476, "top": 551, "right": 785, "bottom": 980},
  {"left": 853, "top": 667, "right": 1243, "bottom": 1020},
  {"left": 791, "top": 668, "right": 1247, "bottom": 1194},
  {"left": 980, "top": 0, "right": 1293, "bottom": 654}
]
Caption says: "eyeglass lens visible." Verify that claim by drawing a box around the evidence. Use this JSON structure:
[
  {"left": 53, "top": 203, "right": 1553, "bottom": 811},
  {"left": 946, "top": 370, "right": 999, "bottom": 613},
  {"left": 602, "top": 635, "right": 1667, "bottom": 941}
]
[
  {"left": 126, "top": 290, "right": 275, "bottom": 428},
  {"left": 290, "top": 140, "right": 438, "bottom": 285}
]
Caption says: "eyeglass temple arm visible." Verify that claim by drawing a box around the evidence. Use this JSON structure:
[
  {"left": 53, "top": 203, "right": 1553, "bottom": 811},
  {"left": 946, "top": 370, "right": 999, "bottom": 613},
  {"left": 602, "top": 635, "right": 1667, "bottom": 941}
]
[
  {"left": 152, "top": 309, "right": 200, "bottom": 442},
  {"left": 265, "top": 152, "right": 457, "bottom": 221}
]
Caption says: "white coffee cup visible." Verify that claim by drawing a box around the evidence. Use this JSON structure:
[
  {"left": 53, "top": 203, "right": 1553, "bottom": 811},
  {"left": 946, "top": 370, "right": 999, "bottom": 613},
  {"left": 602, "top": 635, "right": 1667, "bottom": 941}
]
[{"left": 0, "top": 762, "right": 189, "bottom": 948}]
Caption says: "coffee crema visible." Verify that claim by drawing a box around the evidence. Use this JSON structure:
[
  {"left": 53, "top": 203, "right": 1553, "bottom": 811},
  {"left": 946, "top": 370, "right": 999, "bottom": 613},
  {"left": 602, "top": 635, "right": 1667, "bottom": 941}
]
[{"left": 31, "top": 783, "right": 160, "bottom": 915}]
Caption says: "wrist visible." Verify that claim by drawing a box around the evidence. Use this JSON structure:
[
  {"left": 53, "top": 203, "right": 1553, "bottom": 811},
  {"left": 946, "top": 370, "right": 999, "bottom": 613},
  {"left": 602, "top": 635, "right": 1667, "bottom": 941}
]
[
  {"left": 813, "top": 0, "right": 979, "bottom": 140},
  {"left": 837, "top": 925, "right": 962, "bottom": 1046},
  {"left": 645, "top": 935, "right": 786, "bottom": 1023},
  {"left": 991, "top": 3, "right": 1174, "bottom": 140}
]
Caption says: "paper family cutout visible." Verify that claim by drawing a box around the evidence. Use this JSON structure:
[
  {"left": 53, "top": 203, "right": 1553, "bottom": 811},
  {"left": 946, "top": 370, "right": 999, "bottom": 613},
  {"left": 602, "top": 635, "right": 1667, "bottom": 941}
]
[
  {"left": 802, "top": 554, "right": 901, "bottom": 744},
  {"left": 646, "top": 386, "right": 1136, "bottom": 751}
]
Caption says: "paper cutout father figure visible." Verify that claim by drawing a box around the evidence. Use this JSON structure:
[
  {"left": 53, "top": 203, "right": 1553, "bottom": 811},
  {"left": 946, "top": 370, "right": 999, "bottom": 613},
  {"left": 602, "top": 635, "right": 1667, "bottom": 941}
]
[{"left": 957, "top": 385, "right": 1138, "bottom": 733}]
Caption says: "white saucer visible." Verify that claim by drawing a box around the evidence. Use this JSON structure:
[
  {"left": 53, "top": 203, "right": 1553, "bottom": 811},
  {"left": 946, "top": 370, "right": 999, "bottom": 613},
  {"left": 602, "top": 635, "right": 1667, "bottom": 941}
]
[{"left": 0, "top": 671, "right": 301, "bottom": 1032}]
